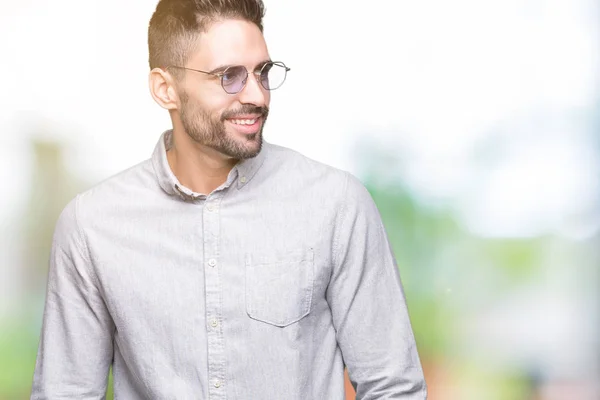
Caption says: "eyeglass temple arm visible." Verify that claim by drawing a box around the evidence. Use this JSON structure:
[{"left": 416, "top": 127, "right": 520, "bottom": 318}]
[
  {"left": 166, "top": 64, "right": 290, "bottom": 74},
  {"left": 166, "top": 65, "right": 214, "bottom": 75}
]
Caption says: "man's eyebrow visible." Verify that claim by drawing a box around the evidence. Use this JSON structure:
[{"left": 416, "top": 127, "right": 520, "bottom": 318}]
[
  {"left": 208, "top": 59, "right": 272, "bottom": 74},
  {"left": 208, "top": 64, "right": 235, "bottom": 74},
  {"left": 253, "top": 59, "right": 272, "bottom": 70}
]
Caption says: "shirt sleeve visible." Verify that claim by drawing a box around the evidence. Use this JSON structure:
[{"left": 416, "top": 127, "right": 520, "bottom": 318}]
[
  {"left": 327, "top": 172, "right": 428, "bottom": 399},
  {"left": 31, "top": 195, "right": 115, "bottom": 399}
]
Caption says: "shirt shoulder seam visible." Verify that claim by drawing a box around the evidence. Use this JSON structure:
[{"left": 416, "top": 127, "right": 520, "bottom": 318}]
[
  {"left": 331, "top": 171, "right": 351, "bottom": 269},
  {"left": 73, "top": 193, "right": 102, "bottom": 291}
]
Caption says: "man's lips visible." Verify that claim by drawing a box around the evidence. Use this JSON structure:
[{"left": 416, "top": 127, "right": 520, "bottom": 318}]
[
  {"left": 226, "top": 114, "right": 263, "bottom": 120},
  {"left": 225, "top": 115, "right": 263, "bottom": 134}
]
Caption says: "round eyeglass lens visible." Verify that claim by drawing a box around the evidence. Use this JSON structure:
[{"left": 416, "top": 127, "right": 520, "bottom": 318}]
[
  {"left": 221, "top": 66, "right": 248, "bottom": 94},
  {"left": 260, "top": 62, "right": 287, "bottom": 90}
]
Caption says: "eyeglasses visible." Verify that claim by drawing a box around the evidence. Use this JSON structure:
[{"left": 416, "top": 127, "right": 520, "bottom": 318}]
[{"left": 167, "top": 61, "right": 290, "bottom": 94}]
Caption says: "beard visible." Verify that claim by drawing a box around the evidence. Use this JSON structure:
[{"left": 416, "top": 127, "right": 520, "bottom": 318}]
[{"left": 179, "top": 91, "right": 269, "bottom": 160}]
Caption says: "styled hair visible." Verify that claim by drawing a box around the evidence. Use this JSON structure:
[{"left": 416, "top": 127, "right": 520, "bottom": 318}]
[{"left": 148, "top": 0, "right": 266, "bottom": 74}]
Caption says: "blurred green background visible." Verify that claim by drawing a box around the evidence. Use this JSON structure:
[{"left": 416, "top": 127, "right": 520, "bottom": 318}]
[{"left": 1, "top": 0, "right": 599, "bottom": 399}]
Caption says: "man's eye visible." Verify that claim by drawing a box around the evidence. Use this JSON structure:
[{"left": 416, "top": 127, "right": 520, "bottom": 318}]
[
  {"left": 222, "top": 66, "right": 245, "bottom": 84},
  {"left": 223, "top": 72, "right": 236, "bottom": 82}
]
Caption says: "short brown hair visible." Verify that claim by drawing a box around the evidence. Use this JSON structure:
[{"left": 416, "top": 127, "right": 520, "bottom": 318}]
[{"left": 148, "top": 0, "right": 266, "bottom": 73}]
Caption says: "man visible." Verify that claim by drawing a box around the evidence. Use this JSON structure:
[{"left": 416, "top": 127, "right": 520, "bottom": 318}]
[{"left": 31, "top": 0, "right": 427, "bottom": 398}]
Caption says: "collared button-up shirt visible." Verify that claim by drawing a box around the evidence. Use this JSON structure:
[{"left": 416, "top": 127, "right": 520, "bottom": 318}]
[{"left": 31, "top": 130, "right": 427, "bottom": 399}]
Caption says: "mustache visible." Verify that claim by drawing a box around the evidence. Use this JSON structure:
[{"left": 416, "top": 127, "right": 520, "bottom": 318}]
[{"left": 221, "top": 105, "right": 269, "bottom": 122}]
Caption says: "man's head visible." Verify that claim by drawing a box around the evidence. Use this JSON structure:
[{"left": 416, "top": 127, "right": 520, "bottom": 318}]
[{"left": 148, "top": 0, "right": 283, "bottom": 160}]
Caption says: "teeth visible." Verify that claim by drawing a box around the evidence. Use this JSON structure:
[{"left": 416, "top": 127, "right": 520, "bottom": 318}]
[{"left": 230, "top": 119, "right": 256, "bottom": 125}]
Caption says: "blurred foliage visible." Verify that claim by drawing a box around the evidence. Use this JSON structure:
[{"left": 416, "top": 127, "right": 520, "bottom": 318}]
[
  {"left": 107, "top": 370, "right": 114, "bottom": 399},
  {"left": 362, "top": 167, "right": 547, "bottom": 361},
  {"left": 356, "top": 140, "right": 571, "bottom": 398},
  {"left": 0, "top": 138, "right": 87, "bottom": 399},
  {"left": 0, "top": 319, "right": 39, "bottom": 399}
]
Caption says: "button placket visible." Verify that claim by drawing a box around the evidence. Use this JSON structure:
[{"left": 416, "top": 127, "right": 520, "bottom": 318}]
[{"left": 203, "top": 193, "right": 226, "bottom": 399}]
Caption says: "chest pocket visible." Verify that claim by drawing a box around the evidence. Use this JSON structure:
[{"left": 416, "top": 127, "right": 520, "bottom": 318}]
[{"left": 245, "top": 248, "right": 314, "bottom": 327}]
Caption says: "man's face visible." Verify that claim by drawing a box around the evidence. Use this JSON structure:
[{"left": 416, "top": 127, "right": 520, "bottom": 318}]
[{"left": 176, "top": 19, "right": 271, "bottom": 160}]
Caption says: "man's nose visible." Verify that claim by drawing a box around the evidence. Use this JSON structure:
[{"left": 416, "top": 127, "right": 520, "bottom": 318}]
[{"left": 238, "top": 73, "right": 268, "bottom": 106}]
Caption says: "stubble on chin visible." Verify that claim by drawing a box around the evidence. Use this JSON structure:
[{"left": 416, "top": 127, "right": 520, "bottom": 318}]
[
  {"left": 179, "top": 93, "right": 266, "bottom": 160},
  {"left": 233, "top": 130, "right": 263, "bottom": 159}
]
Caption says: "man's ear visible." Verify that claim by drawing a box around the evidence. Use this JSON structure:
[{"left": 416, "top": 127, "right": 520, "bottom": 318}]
[{"left": 149, "top": 68, "right": 180, "bottom": 110}]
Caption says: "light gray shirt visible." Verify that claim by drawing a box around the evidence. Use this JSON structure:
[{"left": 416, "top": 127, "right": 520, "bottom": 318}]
[{"left": 31, "top": 131, "right": 427, "bottom": 399}]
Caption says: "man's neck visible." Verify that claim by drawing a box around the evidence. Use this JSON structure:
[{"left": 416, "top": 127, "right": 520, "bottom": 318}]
[{"left": 166, "top": 130, "right": 238, "bottom": 196}]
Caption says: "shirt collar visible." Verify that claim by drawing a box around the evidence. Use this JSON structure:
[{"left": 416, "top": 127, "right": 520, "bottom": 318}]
[{"left": 151, "top": 129, "right": 267, "bottom": 200}]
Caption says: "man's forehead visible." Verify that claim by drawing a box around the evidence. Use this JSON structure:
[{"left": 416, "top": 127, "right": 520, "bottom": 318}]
[{"left": 190, "top": 19, "right": 269, "bottom": 68}]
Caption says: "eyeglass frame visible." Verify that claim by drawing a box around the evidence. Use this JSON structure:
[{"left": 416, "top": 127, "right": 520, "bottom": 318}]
[{"left": 165, "top": 61, "right": 291, "bottom": 94}]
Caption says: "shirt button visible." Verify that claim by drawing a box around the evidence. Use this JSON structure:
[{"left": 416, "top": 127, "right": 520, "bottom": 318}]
[
  {"left": 208, "top": 259, "right": 217, "bottom": 267},
  {"left": 214, "top": 379, "right": 222, "bottom": 388},
  {"left": 210, "top": 319, "right": 219, "bottom": 328},
  {"left": 206, "top": 204, "right": 215, "bottom": 212},
  {"left": 240, "top": 176, "right": 247, "bottom": 184}
]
